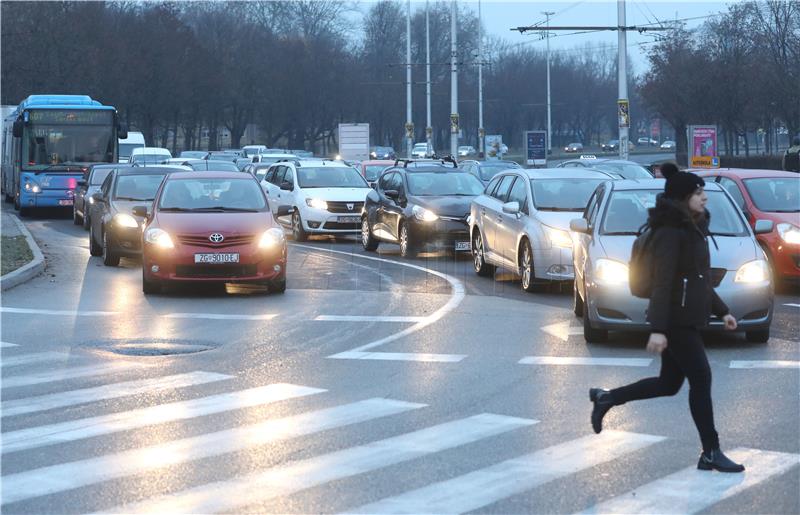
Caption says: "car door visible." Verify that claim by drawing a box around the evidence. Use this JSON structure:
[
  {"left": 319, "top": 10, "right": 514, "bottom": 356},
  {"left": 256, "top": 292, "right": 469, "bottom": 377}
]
[
  {"left": 717, "top": 176, "right": 748, "bottom": 220},
  {"left": 573, "top": 185, "right": 604, "bottom": 297},
  {"left": 496, "top": 175, "right": 529, "bottom": 266},
  {"left": 482, "top": 174, "right": 516, "bottom": 258},
  {"left": 372, "top": 171, "right": 394, "bottom": 239},
  {"left": 267, "top": 166, "right": 290, "bottom": 214},
  {"left": 383, "top": 172, "right": 406, "bottom": 241},
  {"left": 91, "top": 172, "right": 114, "bottom": 245}
]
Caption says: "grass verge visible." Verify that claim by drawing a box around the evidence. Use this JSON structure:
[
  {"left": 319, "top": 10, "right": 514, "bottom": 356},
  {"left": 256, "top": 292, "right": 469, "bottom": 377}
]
[{"left": 1, "top": 235, "right": 33, "bottom": 275}]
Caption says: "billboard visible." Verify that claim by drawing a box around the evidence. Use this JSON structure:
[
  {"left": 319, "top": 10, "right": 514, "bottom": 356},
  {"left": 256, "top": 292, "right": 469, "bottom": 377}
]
[
  {"left": 524, "top": 130, "right": 547, "bottom": 166},
  {"left": 485, "top": 135, "right": 505, "bottom": 160},
  {"left": 687, "top": 125, "right": 719, "bottom": 168}
]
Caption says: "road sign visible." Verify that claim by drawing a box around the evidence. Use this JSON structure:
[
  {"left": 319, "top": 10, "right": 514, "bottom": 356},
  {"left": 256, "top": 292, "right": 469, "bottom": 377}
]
[
  {"left": 524, "top": 131, "right": 547, "bottom": 166},
  {"left": 690, "top": 156, "right": 720, "bottom": 168}
]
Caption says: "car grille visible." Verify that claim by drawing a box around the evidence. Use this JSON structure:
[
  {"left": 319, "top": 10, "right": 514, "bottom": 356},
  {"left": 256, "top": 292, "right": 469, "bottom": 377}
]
[
  {"left": 175, "top": 264, "right": 257, "bottom": 278},
  {"left": 711, "top": 268, "right": 726, "bottom": 287},
  {"left": 176, "top": 234, "right": 254, "bottom": 248},
  {"left": 322, "top": 221, "right": 360, "bottom": 230},
  {"left": 326, "top": 201, "right": 364, "bottom": 214}
]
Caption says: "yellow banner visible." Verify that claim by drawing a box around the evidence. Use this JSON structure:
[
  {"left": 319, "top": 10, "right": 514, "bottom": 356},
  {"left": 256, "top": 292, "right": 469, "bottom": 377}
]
[{"left": 690, "top": 156, "right": 720, "bottom": 168}]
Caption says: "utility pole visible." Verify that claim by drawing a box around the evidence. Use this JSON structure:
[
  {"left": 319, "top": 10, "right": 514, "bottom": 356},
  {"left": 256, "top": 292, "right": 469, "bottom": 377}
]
[
  {"left": 426, "top": 0, "right": 433, "bottom": 157},
  {"left": 406, "top": 0, "right": 414, "bottom": 158},
  {"left": 543, "top": 11, "right": 554, "bottom": 156},
  {"left": 617, "top": 0, "right": 629, "bottom": 160},
  {"left": 450, "top": 0, "right": 458, "bottom": 157},
  {"left": 477, "top": 0, "right": 485, "bottom": 158}
]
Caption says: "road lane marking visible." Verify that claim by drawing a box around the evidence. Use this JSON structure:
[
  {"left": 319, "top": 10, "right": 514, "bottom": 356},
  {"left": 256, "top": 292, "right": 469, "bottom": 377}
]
[
  {"left": 164, "top": 312, "right": 278, "bottom": 320},
  {"left": 315, "top": 315, "right": 429, "bottom": 323},
  {"left": 353, "top": 430, "right": 665, "bottom": 514},
  {"left": 0, "top": 352, "right": 71, "bottom": 368},
  {"left": 784, "top": 303, "right": 800, "bottom": 308},
  {"left": 2, "top": 398, "right": 425, "bottom": 505},
  {"left": 541, "top": 322, "right": 584, "bottom": 342},
  {"left": 291, "top": 244, "right": 465, "bottom": 358},
  {"left": 96, "top": 413, "right": 537, "bottom": 514},
  {"left": 330, "top": 351, "right": 467, "bottom": 362},
  {"left": 0, "top": 307, "right": 120, "bottom": 316},
  {"left": 1, "top": 371, "right": 232, "bottom": 418},
  {"left": 730, "top": 360, "right": 800, "bottom": 370},
  {"left": 0, "top": 341, "right": 19, "bottom": 347},
  {"left": 519, "top": 356, "right": 653, "bottom": 367},
  {"left": 1, "top": 383, "right": 325, "bottom": 455},
  {"left": 577, "top": 448, "right": 800, "bottom": 514},
  {"left": 2, "top": 361, "right": 149, "bottom": 388}
]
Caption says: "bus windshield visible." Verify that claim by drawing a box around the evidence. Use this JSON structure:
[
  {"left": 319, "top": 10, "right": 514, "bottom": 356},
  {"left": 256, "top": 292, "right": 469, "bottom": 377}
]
[{"left": 22, "top": 110, "right": 115, "bottom": 169}]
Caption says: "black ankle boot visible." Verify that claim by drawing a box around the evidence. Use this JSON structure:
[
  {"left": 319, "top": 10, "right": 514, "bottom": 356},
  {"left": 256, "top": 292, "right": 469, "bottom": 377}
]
[
  {"left": 697, "top": 448, "right": 745, "bottom": 473},
  {"left": 589, "top": 388, "right": 614, "bottom": 434}
]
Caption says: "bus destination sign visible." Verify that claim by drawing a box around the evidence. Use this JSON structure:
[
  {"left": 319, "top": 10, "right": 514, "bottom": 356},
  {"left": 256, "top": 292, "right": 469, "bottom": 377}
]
[{"left": 28, "top": 109, "right": 113, "bottom": 125}]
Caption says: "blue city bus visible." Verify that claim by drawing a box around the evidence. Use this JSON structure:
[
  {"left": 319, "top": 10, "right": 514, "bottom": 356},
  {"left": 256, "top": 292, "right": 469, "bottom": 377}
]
[{"left": 1, "top": 95, "right": 127, "bottom": 215}]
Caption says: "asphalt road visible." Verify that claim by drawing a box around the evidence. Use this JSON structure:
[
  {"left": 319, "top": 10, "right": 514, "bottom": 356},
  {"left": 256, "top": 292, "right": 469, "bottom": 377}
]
[{"left": 1, "top": 206, "right": 798, "bottom": 514}]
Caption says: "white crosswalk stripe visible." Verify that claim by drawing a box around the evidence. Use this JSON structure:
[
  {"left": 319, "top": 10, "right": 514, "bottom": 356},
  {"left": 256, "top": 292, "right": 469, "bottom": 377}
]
[
  {"left": 352, "top": 430, "right": 665, "bottom": 514},
  {"left": 0, "top": 351, "right": 72, "bottom": 368},
  {"left": 1, "top": 371, "right": 232, "bottom": 417},
  {"left": 578, "top": 448, "right": 800, "bottom": 514},
  {"left": 2, "top": 361, "right": 150, "bottom": 388},
  {"left": 96, "top": 413, "right": 537, "bottom": 514},
  {"left": 2, "top": 397, "right": 426, "bottom": 505},
  {"left": 519, "top": 356, "right": 653, "bottom": 367},
  {"left": 730, "top": 360, "right": 800, "bottom": 369},
  {"left": 1, "top": 383, "right": 325, "bottom": 454},
  {"left": 0, "top": 341, "right": 20, "bottom": 347}
]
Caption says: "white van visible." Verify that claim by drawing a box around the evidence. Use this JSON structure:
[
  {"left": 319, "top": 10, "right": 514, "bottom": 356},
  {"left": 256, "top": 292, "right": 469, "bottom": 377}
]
[
  {"left": 130, "top": 147, "right": 172, "bottom": 165},
  {"left": 118, "top": 132, "right": 146, "bottom": 163}
]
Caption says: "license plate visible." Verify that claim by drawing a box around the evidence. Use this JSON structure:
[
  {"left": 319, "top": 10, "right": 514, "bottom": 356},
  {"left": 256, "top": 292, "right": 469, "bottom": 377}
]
[
  {"left": 194, "top": 253, "right": 239, "bottom": 264},
  {"left": 59, "top": 199, "right": 74, "bottom": 206},
  {"left": 337, "top": 216, "right": 360, "bottom": 223},
  {"left": 454, "top": 241, "right": 471, "bottom": 251}
]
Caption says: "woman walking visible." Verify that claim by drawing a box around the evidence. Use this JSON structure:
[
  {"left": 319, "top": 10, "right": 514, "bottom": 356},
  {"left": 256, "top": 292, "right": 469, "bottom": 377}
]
[{"left": 589, "top": 163, "right": 745, "bottom": 473}]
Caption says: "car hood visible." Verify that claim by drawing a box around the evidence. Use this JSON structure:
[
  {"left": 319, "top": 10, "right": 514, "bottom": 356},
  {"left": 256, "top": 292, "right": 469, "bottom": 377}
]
[
  {"left": 597, "top": 234, "right": 759, "bottom": 270},
  {"left": 153, "top": 211, "right": 276, "bottom": 235},
  {"left": 411, "top": 195, "right": 476, "bottom": 218},
  {"left": 301, "top": 188, "right": 371, "bottom": 202},
  {"left": 536, "top": 211, "right": 584, "bottom": 231}
]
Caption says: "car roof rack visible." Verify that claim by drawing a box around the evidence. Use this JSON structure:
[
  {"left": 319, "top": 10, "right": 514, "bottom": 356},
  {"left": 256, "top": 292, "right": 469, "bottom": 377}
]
[{"left": 393, "top": 155, "right": 459, "bottom": 168}]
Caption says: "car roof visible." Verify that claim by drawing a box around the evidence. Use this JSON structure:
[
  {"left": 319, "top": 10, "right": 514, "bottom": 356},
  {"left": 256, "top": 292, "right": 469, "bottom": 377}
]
[
  {"left": 394, "top": 166, "right": 461, "bottom": 173},
  {"left": 609, "top": 178, "right": 723, "bottom": 191},
  {"left": 132, "top": 147, "right": 170, "bottom": 154},
  {"left": 298, "top": 159, "right": 350, "bottom": 167},
  {"left": 167, "top": 171, "right": 256, "bottom": 180},
  {"left": 518, "top": 168, "right": 619, "bottom": 180},
  {"left": 691, "top": 168, "right": 799, "bottom": 179},
  {"left": 362, "top": 160, "right": 395, "bottom": 165},
  {"left": 116, "top": 166, "right": 185, "bottom": 176},
  {"left": 568, "top": 158, "right": 640, "bottom": 165}
]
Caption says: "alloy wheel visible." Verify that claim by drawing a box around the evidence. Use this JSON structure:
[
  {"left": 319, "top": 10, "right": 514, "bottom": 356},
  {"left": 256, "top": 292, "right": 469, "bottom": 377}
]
[
  {"left": 400, "top": 225, "right": 408, "bottom": 256},
  {"left": 362, "top": 219, "right": 370, "bottom": 247},
  {"left": 521, "top": 245, "right": 532, "bottom": 290},
  {"left": 473, "top": 233, "right": 484, "bottom": 272}
]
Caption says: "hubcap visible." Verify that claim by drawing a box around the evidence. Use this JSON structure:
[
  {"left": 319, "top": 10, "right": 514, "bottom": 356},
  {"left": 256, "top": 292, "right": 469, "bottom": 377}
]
[
  {"left": 473, "top": 234, "right": 483, "bottom": 271},
  {"left": 400, "top": 227, "right": 407, "bottom": 255},
  {"left": 522, "top": 247, "right": 531, "bottom": 288},
  {"left": 362, "top": 219, "right": 369, "bottom": 246},
  {"left": 293, "top": 214, "right": 300, "bottom": 236}
]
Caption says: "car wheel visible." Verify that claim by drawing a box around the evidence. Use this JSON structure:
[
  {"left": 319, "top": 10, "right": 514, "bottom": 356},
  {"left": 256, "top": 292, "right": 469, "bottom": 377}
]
[
  {"left": 142, "top": 268, "right": 161, "bottom": 294},
  {"left": 102, "top": 229, "right": 121, "bottom": 267},
  {"left": 745, "top": 329, "right": 769, "bottom": 343},
  {"left": 573, "top": 281, "right": 584, "bottom": 317},
  {"left": 292, "top": 211, "right": 308, "bottom": 242},
  {"left": 582, "top": 287, "right": 608, "bottom": 342},
  {"left": 89, "top": 224, "right": 103, "bottom": 256},
  {"left": 472, "top": 230, "right": 495, "bottom": 277},
  {"left": 519, "top": 240, "right": 539, "bottom": 293},
  {"left": 399, "top": 222, "right": 417, "bottom": 258},
  {"left": 73, "top": 205, "right": 82, "bottom": 225},
  {"left": 268, "top": 275, "right": 287, "bottom": 294},
  {"left": 361, "top": 216, "right": 379, "bottom": 251},
  {"left": 83, "top": 211, "right": 91, "bottom": 231}
]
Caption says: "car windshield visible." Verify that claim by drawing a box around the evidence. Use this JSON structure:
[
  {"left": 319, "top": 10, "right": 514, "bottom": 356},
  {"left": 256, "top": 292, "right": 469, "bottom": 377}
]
[
  {"left": 90, "top": 168, "right": 113, "bottom": 185},
  {"left": 159, "top": 178, "right": 266, "bottom": 211},
  {"left": 364, "top": 165, "right": 387, "bottom": 181},
  {"left": 296, "top": 167, "right": 369, "bottom": 188},
  {"left": 601, "top": 190, "right": 749, "bottom": 235},
  {"left": 118, "top": 143, "right": 142, "bottom": 159},
  {"left": 190, "top": 161, "right": 239, "bottom": 172},
  {"left": 743, "top": 178, "right": 800, "bottom": 212},
  {"left": 180, "top": 151, "right": 207, "bottom": 159},
  {"left": 132, "top": 154, "right": 168, "bottom": 164},
  {"left": 531, "top": 179, "right": 604, "bottom": 211},
  {"left": 208, "top": 153, "right": 237, "bottom": 161},
  {"left": 478, "top": 163, "right": 519, "bottom": 181},
  {"left": 407, "top": 172, "right": 485, "bottom": 196},
  {"left": 114, "top": 174, "right": 166, "bottom": 201},
  {"left": 593, "top": 163, "right": 653, "bottom": 179}
]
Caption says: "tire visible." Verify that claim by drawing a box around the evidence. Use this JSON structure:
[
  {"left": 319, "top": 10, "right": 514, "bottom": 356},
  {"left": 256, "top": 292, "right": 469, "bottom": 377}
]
[
  {"left": 292, "top": 211, "right": 308, "bottom": 242},
  {"left": 399, "top": 222, "right": 417, "bottom": 258},
  {"left": 102, "top": 229, "right": 121, "bottom": 266},
  {"left": 142, "top": 268, "right": 161, "bottom": 294},
  {"left": 268, "top": 275, "right": 287, "bottom": 293},
  {"left": 583, "top": 288, "right": 608, "bottom": 342},
  {"left": 745, "top": 329, "right": 769, "bottom": 343},
  {"left": 83, "top": 212, "right": 90, "bottom": 231},
  {"left": 89, "top": 224, "right": 103, "bottom": 256},
  {"left": 472, "top": 229, "right": 495, "bottom": 277},
  {"left": 361, "top": 216, "right": 379, "bottom": 251},
  {"left": 519, "top": 240, "right": 538, "bottom": 293},
  {"left": 573, "top": 281, "right": 584, "bottom": 317},
  {"left": 73, "top": 204, "right": 83, "bottom": 225}
]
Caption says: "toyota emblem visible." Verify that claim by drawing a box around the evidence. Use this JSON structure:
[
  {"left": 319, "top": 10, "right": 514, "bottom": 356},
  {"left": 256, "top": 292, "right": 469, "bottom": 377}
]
[
  {"left": 347, "top": 203, "right": 354, "bottom": 211},
  {"left": 209, "top": 233, "right": 224, "bottom": 243}
]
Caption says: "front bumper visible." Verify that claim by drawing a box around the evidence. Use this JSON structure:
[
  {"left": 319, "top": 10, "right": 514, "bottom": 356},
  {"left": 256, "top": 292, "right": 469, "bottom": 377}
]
[
  {"left": 20, "top": 190, "right": 75, "bottom": 208},
  {"left": 532, "top": 244, "right": 575, "bottom": 280},
  {"left": 300, "top": 206, "right": 362, "bottom": 234},
  {"left": 108, "top": 225, "right": 144, "bottom": 257},
  {"left": 408, "top": 218, "right": 471, "bottom": 251},
  {"left": 769, "top": 241, "right": 800, "bottom": 279}
]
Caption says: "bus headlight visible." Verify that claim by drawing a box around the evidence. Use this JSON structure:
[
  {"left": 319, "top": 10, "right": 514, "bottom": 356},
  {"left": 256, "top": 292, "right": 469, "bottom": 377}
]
[
  {"left": 144, "top": 228, "right": 174, "bottom": 249},
  {"left": 259, "top": 228, "right": 285, "bottom": 248},
  {"left": 595, "top": 258, "right": 629, "bottom": 286},
  {"left": 24, "top": 181, "right": 41, "bottom": 193},
  {"left": 735, "top": 260, "right": 769, "bottom": 283},
  {"left": 114, "top": 213, "right": 139, "bottom": 228}
]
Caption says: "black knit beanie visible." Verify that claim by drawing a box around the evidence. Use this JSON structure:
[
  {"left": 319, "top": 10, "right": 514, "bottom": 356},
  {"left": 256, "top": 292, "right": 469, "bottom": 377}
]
[{"left": 661, "top": 162, "right": 705, "bottom": 200}]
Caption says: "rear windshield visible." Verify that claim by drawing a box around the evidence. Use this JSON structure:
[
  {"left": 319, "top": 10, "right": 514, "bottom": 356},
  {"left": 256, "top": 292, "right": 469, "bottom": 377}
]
[
  {"left": 132, "top": 154, "right": 168, "bottom": 164},
  {"left": 601, "top": 190, "right": 749, "bottom": 236},
  {"left": 743, "top": 178, "right": 800, "bottom": 213},
  {"left": 593, "top": 163, "right": 653, "bottom": 180},
  {"left": 190, "top": 161, "right": 239, "bottom": 172},
  {"left": 114, "top": 174, "right": 166, "bottom": 201},
  {"left": 531, "top": 179, "right": 604, "bottom": 211},
  {"left": 478, "top": 162, "right": 519, "bottom": 181},
  {"left": 364, "top": 165, "right": 387, "bottom": 181},
  {"left": 90, "top": 168, "right": 113, "bottom": 185},
  {"left": 407, "top": 172, "right": 484, "bottom": 196},
  {"left": 159, "top": 178, "right": 266, "bottom": 211}
]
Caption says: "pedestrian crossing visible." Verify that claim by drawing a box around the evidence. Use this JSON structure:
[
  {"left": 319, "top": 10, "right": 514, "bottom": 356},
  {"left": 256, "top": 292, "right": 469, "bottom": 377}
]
[{"left": 1, "top": 351, "right": 798, "bottom": 513}]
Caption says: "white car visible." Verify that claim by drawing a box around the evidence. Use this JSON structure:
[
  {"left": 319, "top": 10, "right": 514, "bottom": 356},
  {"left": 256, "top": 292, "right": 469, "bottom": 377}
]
[
  {"left": 130, "top": 147, "right": 172, "bottom": 165},
  {"left": 660, "top": 140, "right": 676, "bottom": 150},
  {"left": 260, "top": 159, "right": 372, "bottom": 241},
  {"left": 411, "top": 143, "right": 431, "bottom": 158}
]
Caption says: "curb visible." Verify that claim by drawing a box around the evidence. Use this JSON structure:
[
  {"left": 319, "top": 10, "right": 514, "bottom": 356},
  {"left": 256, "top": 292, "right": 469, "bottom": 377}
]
[{"left": 1, "top": 214, "right": 45, "bottom": 291}]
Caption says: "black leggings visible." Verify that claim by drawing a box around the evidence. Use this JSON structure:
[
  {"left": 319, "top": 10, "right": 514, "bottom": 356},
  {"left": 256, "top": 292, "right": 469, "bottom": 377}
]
[{"left": 610, "top": 326, "right": 720, "bottom": 452}]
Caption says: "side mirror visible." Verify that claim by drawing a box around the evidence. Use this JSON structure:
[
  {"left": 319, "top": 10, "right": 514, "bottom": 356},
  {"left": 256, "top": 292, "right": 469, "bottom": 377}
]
[
  {"left": 132, "top": 205, "right": 149, "bottom": 218},
  {"left": 279, "top": 181, "right": 293, "bottom": 191},
  {"left": 384, "top": 189, "right": 400, "bottom": 200},
  {"left": 91, "top": 192, "right": 104, "bottom": 203},
  {"left": 502, "top": 201, "right": 520, "bottom": 215},
  {"left": 118, "top": 124, "right": 128, "bottom": 140},
  {"left": 276, "top": 205, "right": 294, "bottom": 217},
  {"left": 754, "top": 219, "right": 774, "bottom": 235},
  {"left": 12, "top": 120, "right": 23, "bottom": 138},
  {"left": 77, "top": 180, "right": 87, "bottom": 187},
  {"left": 570, "top": 218, "right": 590, "bottom": 234}
]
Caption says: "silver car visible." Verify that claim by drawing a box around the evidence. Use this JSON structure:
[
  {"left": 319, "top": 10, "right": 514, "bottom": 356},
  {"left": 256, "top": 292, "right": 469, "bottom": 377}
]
[
  {"left": 470, "top": 168, "right": 618, "bottom": 291},
  {"left": 571, "top": 179, "right": 773, "bottom": 343}
]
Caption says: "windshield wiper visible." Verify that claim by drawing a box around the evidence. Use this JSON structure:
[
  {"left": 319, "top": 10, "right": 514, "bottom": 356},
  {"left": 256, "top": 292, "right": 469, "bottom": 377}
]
[
  {"left": 191, "top": 206, "right": 260, "bottom": 212},
  {"left": 769, "top": 209, "right": 800, "bottom": 213},
  {"left": 708, "top": 231, "right": 738, "bottom": 237},
  {"left": 159, "top": 207, "right": 193, "bottom": 212},
  {"left": 115, "top": 196, "right": 152, "bottom": 201},
  {"left": 603, "top": 231, "right": 640, "bottom": 235},
  {"left": 34, "top": 162, "right": 85, "bottom": 174},
  {"left": 537, "top": 207, "right": 581, "bottom": 212}
]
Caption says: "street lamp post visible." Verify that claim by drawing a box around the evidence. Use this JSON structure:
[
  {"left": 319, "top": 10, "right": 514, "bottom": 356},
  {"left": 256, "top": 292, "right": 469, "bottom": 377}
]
[
  {"left": 617, "top": 0, "right": 629, "bottom": 160},
  {"left": 450, "top": 0, "right": 459, "bottom": 157},
  {"left": 543, "top": 11, "right": 554, "bottom": 156},
  {"left": 426, "top": 1, "right": 433, "bottom": 156},
  {"left": 406, "top": 0, "right": 414, "bottom": 158},
  {"left": 478, "top": 0, "right": 484, "bottom": 158}
]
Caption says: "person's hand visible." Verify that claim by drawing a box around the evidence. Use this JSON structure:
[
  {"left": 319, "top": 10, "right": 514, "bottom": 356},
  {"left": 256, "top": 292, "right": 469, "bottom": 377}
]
[
  {"left": 647, "top": 333, "right": 668, "bottom": 353},
  {"left": 722, "top": 314, "right": 738, "bottom": 331}
]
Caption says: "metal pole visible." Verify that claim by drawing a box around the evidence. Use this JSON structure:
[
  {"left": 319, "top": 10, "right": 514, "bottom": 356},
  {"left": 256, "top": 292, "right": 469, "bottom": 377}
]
[
  {"left": 543, "top": 11, "right": 554, "bottom": 156},
  {"left": 406, "top": 0, "right": 413, "bottom": 158},
  {"left": 450, "top": 0, "right": 459, "bottom": 157},
  {"left": 617, "top": 0, "right": 629, "bottom": 160},
  {"left": 426, "top": 0, "right": 433, "bottom": 156},
  {"left": 478, "top": 0, "right": 484, "bottom": 158}
]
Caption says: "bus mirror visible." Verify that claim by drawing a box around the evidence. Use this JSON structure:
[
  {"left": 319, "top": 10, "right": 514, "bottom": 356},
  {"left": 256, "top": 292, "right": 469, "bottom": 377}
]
[
  {"left": 118, "top": 124, "right": 128, "bottom": 140},
  {"left": 12, "top": 120, "right": 23, "bottom": 138}
]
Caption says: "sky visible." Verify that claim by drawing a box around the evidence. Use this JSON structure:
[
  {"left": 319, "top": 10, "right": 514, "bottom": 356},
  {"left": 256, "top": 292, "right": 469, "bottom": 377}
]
[{"left": 354, "top": 0, "right": 738, "bottom": 73}]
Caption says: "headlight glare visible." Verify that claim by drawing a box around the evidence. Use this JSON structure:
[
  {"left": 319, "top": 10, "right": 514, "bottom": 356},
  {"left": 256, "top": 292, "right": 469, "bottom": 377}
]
[
  {"left": 114, "top": 213, "right": 139, "bottom": 228},
  {"left": 412, "top": 205, "right": 438, "bottom": 222},
  {"left": 546, "top": 226, "right": 573, "bottom": 248},
  {"left": 595, "top": 258, "right": 629, "bottom": 285},
  {"left": 777, "top": 223, "right": 800, "bottom": 245},
  {"left": 306, "top": 198, "right": 328, "bottom": 210},
  {"left": 735, "top": 259, "right": 769, "bottom": 283},
  {"left": 259, "top": 228, "right": 285, "bottom": 248},
  {"left": 144, "top": 228, "right": 174, "bottom": 249}
]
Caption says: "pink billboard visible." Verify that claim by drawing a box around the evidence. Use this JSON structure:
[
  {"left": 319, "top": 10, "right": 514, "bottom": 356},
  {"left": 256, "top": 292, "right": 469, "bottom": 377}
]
[{"left": 692, "top": 126, "right": 717, "bottom": 157}]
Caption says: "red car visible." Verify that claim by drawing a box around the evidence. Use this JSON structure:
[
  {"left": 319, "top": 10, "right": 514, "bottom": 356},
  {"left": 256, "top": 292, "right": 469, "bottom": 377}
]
[
  {"left": 135, "top": 171, "right": 288, "bottom": 294},
  {"left": 695, "top": 169, "right": 800, "bottom": 283},
  {"left": 357, "top": 160, "right": 395, "bottom": 186}
]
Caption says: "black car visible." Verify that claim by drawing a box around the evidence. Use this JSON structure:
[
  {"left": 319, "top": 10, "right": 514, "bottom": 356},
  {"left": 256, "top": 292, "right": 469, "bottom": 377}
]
[
  {"left": 370, "top": 146, "right": 397, "bottom": 160},
  {"left": 88, "top": 167, "right": 184, "bottom": 266},
  {"left": 183, "top": 159, "right": 240, "bottom": 172},
  {"left": 601, "top": 140, "right": 619, "bottom": 152},
  {"left": 73, "top": 164, "right": 117, "bottom": 230},
  {"left": 459, "top": 159, "right": 522, "bottom": 185},
  {"left": 361, "top": 165, "right": 485, "bottom": 257}
]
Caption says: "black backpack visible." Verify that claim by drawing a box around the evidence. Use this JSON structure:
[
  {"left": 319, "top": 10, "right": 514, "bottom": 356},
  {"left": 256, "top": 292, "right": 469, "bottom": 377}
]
[{"left": 629, "top": 223, "right": 657, "bottom": 298}]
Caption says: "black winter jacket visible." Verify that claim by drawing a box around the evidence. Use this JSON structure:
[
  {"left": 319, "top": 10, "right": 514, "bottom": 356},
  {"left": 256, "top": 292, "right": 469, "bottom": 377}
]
[{"left": 646, "top": 195, "right": 729, "bottom": 333}]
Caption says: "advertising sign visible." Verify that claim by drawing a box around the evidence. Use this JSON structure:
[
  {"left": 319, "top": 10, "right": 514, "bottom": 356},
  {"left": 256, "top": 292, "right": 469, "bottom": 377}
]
[
  {"left": 485, "top": 135, "right": 505, "bottom": 160},
  {"left": 617, "top": 100, "right": 630, "bottom": 128},
  {"left": 524, "top": 130, "right": 547, "bottom": 166},
  {"left": 687, "top": 125, "right": 719, "bottom": 167},
  {"left": 690, "top": 156, "right": 720, "bottom": 168}
]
